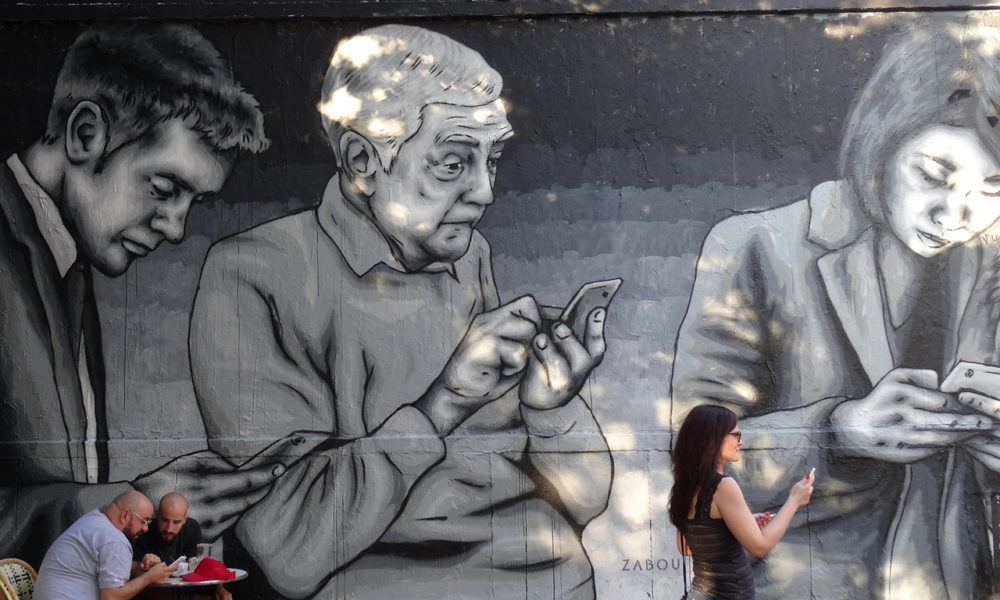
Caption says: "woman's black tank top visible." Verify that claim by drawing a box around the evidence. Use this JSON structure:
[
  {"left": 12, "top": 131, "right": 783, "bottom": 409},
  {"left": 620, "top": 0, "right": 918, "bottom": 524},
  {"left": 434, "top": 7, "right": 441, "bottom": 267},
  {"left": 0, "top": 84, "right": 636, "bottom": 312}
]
[{"left": 684, "top": 473, "right": 755, "bottom": 599}]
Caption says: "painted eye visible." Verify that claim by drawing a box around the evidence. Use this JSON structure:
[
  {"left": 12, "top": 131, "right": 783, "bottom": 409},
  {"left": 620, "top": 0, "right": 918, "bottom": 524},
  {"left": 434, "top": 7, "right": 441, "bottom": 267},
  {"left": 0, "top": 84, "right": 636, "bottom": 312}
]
[
  {"left": 916, "top": 166, "right": 947, "bottom": 187},
  {"left": 428, "top": 153, "right": 465, "bottom": 181},
  {"left": 150, "top": 176, "right": 177, "bottom": 199},
  {"left": 487, "top": 155, "right": 501, "bottom": 174}
]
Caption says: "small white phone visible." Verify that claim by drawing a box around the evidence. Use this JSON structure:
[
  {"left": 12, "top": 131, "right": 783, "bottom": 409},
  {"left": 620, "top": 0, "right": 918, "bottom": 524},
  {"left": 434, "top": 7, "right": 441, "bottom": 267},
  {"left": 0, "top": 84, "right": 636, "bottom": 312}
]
[
  {"left": 940, "top": 360, "right": 1000, "bottom": 397},
  {"left": 558, "top": 278, "right": 623, "bottom": 339}
]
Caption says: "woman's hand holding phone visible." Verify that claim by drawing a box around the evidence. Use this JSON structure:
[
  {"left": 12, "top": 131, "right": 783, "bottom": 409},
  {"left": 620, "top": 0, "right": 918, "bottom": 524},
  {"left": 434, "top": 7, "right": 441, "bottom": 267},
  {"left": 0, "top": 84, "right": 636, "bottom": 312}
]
[{"left": 788, "top": 469, "right": 814, "bottom": 508}]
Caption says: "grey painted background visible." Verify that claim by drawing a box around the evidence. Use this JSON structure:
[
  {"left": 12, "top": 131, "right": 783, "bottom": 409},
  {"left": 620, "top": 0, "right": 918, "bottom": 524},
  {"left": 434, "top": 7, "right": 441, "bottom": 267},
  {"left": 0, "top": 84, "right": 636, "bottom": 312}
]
[{"left": 4, "top": 6, "right": 999, "bottom": 599}]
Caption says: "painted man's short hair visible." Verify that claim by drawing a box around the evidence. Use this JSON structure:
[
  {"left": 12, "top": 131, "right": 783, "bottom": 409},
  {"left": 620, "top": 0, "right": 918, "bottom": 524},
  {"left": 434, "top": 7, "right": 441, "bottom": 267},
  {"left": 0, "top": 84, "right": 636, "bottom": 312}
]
[
  {"left": 319, "top": 24, "right": 503, "bottom": 172},
  {"left": 44, "top": 24, "right": 269, "bottom": 156}
]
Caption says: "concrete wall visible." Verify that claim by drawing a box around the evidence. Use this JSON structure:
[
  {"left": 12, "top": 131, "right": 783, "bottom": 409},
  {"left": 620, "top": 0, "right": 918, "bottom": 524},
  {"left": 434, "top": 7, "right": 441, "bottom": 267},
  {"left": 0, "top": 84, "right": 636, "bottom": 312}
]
[{"left": 3, "top": 3, "right": 1000, "bottom": 598}]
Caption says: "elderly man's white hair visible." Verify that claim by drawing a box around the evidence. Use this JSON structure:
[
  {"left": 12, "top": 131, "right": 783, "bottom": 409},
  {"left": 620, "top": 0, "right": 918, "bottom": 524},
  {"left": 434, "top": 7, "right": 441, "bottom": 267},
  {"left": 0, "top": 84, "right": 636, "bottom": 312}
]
[{"left": 319, "top": 24, "right": 503, "bottom": 172}]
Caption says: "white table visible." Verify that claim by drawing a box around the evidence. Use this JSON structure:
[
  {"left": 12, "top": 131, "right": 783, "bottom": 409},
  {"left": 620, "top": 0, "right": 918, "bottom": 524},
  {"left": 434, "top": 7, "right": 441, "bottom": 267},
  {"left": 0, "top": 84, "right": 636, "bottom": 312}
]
[{"left": 149, "top": 568, "right": 247, "bottom": 598}]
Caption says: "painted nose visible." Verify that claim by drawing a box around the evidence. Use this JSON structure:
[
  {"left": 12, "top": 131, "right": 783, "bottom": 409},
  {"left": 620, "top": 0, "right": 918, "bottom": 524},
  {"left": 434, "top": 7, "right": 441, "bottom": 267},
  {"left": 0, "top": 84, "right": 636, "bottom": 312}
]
[
  {"left": 152, "top": 198, "right": 192, "bottom": 243},
  {"left": 464, "top": 163, "right": 495, "bottom": 206},
  {"left": 930, "top": 186, "right": 971, "bottom": 231}
]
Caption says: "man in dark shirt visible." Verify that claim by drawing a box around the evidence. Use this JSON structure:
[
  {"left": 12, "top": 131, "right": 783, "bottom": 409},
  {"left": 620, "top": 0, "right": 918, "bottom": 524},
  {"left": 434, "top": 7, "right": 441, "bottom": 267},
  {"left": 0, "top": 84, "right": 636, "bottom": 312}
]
[
  {"left": 133, "top": 492, "right": 201, "bottom": 566},
  {"left": 133, "top": 493, "right": 229, "bottom": 600}
]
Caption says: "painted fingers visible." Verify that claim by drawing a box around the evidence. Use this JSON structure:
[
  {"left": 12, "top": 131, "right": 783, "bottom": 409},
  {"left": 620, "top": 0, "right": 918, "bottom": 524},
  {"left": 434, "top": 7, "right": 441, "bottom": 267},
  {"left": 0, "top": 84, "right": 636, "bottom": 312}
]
[{"left": 519, "top": 307, "right": 607, "bottom": 411}]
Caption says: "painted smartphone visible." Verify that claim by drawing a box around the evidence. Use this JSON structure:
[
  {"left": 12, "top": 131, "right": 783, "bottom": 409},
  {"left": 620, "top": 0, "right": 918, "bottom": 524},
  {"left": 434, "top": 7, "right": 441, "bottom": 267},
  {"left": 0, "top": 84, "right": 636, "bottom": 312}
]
[
  {"left": 940, "top": 360, "right": 1000, "bottom": 398},
  {"left": 556, "top": 278, "right": 623, "bottom": 339}
]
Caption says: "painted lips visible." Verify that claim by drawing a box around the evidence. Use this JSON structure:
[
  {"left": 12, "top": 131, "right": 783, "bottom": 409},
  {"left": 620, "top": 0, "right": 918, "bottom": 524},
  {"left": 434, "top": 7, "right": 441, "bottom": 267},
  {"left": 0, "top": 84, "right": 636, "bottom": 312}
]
[
  {"left": 121, "top": 239, "right": 151, "bottom": 256},
  {"left": 917, "top": 229, "right": 949, "bottom": 248}
]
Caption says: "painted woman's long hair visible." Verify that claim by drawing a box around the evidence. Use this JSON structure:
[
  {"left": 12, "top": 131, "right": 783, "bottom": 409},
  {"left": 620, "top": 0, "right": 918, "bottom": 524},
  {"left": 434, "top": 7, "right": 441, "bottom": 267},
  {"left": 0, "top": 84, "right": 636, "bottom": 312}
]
[
  {"left": 668, "top": 404, "right": 738, "bottom": 535},
  {"left": 839, "top": 20, "right": 1000, "bottom": 224}
]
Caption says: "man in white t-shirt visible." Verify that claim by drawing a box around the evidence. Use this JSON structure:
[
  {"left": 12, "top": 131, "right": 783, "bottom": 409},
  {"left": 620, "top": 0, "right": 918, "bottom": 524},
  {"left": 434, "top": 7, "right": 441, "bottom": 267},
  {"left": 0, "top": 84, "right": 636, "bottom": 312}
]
[{"left": 35, "top": 490, "right": 176, "bottom": 600}]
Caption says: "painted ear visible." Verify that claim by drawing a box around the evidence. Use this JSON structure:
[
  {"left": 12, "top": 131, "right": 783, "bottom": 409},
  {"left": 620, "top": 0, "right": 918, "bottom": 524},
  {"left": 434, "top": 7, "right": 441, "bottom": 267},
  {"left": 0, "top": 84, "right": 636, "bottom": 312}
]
[
  {"left": 64, "top": 100, "right": 109, "bottom": 165},
  {"left": 339, "top": 130, "right": 378, "bottom": 197}
]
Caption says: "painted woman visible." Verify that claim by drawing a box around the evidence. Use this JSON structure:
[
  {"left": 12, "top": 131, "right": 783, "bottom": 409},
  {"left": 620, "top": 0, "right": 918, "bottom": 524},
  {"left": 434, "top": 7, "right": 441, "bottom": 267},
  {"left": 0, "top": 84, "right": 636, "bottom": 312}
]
[{"left": 670, "top": 21, "right": 1000, "bottom": 600}]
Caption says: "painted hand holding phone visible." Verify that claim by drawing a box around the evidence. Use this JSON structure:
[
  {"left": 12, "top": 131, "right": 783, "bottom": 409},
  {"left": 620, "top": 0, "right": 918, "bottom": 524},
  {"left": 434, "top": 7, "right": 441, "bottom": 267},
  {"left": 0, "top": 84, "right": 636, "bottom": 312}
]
[
  {"left": 520, "top": 278, "right": 622, "bottom": 411},
  {"left": 937, "top": 361, "right": 1000, "bottom": 469},
  {"left": 541, "top": 279, "right": 622, "bottom": 339}
]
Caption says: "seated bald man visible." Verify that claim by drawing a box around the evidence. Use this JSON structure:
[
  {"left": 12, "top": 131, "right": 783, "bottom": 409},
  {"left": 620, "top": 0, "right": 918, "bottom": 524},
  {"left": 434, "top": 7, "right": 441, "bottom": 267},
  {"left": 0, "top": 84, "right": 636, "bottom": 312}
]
[
  {"left": 35, "top": 490, "right": 175, "bottom": 600},
  {"left": 132, "top": 492, "right": 230, "bottom": 600}
]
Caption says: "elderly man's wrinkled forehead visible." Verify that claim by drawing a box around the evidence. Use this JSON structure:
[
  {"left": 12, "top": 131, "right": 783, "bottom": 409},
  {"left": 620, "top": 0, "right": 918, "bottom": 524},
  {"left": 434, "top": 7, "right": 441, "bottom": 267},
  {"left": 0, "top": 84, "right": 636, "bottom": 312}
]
[{"left": 418, "top": 99, "right": 512, "bottom": 138}]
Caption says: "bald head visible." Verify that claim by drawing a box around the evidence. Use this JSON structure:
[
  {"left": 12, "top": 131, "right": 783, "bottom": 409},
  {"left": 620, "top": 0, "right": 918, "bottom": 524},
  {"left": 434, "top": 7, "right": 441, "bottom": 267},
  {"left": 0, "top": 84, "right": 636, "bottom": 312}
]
[
  {"left": 105, "top": 490, "right": 154, "bottom": 540},
  {"left": 159, "top": 492, "right": 188, "bottom": 515},
  {"left": 156, "top": 492, "right": 190, "bottom": 542},
  {"left": 110, "top": 489, "right": 152, "bottom": 514}
]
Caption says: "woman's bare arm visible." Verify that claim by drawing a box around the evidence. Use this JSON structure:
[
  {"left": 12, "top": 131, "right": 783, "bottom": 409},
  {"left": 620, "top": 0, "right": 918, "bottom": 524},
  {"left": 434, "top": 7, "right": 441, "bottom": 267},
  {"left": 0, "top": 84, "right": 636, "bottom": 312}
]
[{"left": 714, "top": 475, "right": 813, "bottom": 558}]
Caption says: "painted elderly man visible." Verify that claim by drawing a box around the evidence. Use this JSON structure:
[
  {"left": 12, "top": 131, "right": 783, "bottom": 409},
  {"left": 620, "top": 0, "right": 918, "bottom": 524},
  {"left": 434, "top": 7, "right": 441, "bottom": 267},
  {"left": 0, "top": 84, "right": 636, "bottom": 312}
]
[{"left": 190, "top": 25, "right": 613, "bottom": 599}]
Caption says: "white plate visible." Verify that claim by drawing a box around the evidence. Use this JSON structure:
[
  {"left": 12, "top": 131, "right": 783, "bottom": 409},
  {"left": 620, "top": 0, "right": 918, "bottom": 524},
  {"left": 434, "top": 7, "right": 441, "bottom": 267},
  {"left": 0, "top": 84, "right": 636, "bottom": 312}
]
[{"left": 160, "top": 568, "right": 248, "bottom": 587}]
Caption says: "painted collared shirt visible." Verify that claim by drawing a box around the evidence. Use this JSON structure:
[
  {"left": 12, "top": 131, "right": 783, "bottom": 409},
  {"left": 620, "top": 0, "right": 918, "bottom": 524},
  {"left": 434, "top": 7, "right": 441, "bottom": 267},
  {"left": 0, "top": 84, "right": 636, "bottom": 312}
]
[{"left": 190, "top": 175, "right": 612, "bottom": 599}]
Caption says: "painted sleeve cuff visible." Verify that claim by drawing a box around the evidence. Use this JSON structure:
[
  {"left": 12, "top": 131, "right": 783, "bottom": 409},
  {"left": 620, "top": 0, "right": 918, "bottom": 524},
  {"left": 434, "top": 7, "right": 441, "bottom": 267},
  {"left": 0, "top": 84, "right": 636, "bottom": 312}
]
[
  {"left": 520, "top": 396, "right": 608, "bottom": 454},
  {"left": 367, "top": 405, "right": 446, "bottom": 481}
]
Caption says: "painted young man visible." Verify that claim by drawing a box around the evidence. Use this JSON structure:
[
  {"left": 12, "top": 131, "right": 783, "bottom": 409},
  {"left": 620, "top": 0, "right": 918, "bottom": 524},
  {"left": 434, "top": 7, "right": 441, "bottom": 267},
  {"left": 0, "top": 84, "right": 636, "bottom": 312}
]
[
  {"left": 190, "top": 24, "right": 613, "bottom": 599},
  {"left": 0, "top": 24, "right": 277, "bottom": 568}
]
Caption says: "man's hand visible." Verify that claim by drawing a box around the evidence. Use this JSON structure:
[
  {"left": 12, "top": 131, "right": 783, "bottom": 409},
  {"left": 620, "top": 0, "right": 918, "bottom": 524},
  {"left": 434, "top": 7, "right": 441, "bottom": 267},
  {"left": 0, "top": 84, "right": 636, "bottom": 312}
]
[
  {"left": 831, "top": 368, "right": 981, "bottom": 463},
  {"left": 144, "top": 561, "right": 176, "bottom": 585},
  {"left": 139, "top": 554, "right": 161, "bottom": 571},
  {"left": 133, "top": 450, "right": 284, "bottom": 540},
  {"left": 519, "top": 308, "right": 606, "bottom": 411},
  {"left": 106, "top": 560, "right": 176, "bottom": 600},
  {"left": 418, "top": 296, "right": 541, "bottom": 435}
]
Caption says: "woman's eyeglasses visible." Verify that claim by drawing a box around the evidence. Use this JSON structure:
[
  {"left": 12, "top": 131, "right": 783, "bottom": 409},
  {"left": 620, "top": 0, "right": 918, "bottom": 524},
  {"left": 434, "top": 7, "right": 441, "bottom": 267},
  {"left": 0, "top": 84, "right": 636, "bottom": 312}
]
[{"left": 728, "top": 431, "right": 742, "bottom": 442}]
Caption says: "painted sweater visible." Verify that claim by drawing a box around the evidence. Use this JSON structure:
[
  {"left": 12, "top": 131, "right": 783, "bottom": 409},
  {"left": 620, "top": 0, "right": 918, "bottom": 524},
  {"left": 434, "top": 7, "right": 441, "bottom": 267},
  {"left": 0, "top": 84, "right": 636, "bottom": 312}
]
[{"left": 190, "top": 176, "right": 613, "bottom": 599}]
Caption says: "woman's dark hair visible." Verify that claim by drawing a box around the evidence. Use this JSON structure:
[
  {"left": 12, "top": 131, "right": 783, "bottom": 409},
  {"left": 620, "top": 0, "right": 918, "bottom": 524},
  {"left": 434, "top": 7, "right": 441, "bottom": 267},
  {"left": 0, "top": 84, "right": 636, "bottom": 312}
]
[{"left": 668, "top": 404, "right": 738, "bottom": 534}]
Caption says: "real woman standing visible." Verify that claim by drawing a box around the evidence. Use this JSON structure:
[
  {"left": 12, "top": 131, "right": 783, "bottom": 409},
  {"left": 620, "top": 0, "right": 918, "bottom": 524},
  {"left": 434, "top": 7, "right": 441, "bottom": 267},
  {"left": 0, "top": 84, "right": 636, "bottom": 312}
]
[{"left": 669, "top": 404, "right": 813, "bottom": 600}]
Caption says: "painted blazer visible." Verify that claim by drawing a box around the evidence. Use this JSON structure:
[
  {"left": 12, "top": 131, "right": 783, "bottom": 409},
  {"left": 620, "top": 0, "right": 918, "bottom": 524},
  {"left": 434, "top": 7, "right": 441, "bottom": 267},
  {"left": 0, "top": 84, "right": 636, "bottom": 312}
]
[
  {"left": 670, "top": 180, "right": 1000, "bottom": 600},
  {"left": 0, "top": 164, "right": 124, "bottom": 568}
]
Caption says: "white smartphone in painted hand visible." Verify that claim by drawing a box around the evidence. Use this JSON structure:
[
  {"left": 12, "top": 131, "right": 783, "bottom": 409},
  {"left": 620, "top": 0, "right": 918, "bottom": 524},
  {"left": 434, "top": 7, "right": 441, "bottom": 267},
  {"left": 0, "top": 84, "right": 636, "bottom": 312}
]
[
  {"left": 940, "top": 360, "right": 1000, "bottom": 398},
  {"left": 557, "top": 278, "right": 622, "bottom": 339}
]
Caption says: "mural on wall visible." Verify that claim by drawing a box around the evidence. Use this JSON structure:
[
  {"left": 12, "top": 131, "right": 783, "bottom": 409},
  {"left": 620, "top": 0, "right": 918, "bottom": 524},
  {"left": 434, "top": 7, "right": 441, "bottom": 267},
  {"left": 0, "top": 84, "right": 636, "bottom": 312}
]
[
  {"left": 670, "top": 22, "right": 1000, "bottom": 600},
  {"left": 8, "top": 7, "right": 1000, "bottom": 600},
  {"left": 188, "top": 24, "right": 614, "bottom": 599},
  {"left": 0, "top": 20, "right": 617, "bottom": 600}
]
